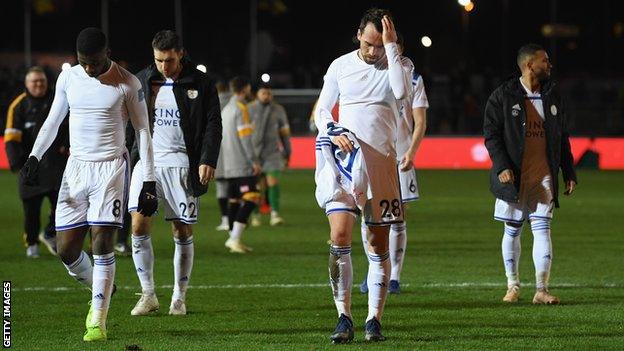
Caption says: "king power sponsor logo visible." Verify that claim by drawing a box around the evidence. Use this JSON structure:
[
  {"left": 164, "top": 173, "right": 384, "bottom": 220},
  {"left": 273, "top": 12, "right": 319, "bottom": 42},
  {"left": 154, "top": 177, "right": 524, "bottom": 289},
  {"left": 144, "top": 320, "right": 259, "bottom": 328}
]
[{"left": 154, "top": 108, "right": 181, "bottom": 127}]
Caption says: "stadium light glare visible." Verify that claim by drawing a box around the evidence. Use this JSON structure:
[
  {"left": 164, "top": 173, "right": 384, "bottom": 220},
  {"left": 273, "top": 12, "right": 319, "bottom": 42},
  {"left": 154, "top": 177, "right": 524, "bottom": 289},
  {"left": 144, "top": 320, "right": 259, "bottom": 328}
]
[
  {"left": 464, "top": 2, "right": 475, "bottom": 12},
  {"left": 421, "top": 36, "right": 432, "bottom": 48},
  {"left": 261, "top": 73, "right": 271, "bottom": 83},
  {"left": 457, "top": 0, "right": 471, "bottom": 6},
  {"left": 196, "top": 64, "right": 207, "bottom": 73},
  {"left": 61, "top": 62, "right": 71, "bottom": 71}
]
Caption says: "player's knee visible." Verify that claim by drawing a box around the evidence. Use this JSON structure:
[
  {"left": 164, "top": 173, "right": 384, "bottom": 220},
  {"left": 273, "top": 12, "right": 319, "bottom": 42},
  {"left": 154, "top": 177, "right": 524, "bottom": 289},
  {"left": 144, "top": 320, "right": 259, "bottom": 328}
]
[
  {"left": 367, "top": 226, "right": 390, "bottom": 252},
  {"left": 57, "top": 243, "right": 80, "bottom": 264},
  {"left": 172, "top": 222, "right": 192, "bottom": 240},
  {"left": 506, "top": 221, "right": 523, "bottom": 228},
  {"left": 330, "top": 227, "right": 351, "bottom": 246},
  {"left": 131, "top": 213, "right": 151, "bottom": 234}
]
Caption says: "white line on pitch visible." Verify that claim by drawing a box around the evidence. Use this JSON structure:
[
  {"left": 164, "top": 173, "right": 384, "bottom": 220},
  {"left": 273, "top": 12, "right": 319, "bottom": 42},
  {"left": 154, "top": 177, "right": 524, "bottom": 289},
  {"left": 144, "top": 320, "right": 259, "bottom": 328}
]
[{"left": 10, "top": 282, "right": 622, "bottom": 292}]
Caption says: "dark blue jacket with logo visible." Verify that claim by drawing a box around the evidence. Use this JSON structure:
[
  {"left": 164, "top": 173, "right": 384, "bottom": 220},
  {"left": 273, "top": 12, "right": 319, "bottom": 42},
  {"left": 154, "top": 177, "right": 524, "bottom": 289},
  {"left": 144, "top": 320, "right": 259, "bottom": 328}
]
[{"left": 483, "top": 77, "right": 577, "bottom": 207}]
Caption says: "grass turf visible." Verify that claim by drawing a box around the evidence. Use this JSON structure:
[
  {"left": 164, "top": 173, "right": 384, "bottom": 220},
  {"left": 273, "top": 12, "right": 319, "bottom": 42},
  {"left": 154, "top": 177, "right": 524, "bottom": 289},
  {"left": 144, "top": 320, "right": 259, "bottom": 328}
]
[{"left": 0, "top": 169, "right": 622, "bottom": 350}]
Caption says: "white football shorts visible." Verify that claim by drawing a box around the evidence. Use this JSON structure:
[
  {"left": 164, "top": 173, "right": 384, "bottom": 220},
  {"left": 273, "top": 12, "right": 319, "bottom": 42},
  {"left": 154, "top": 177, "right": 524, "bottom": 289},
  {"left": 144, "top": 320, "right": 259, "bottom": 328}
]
[
  {"left": 494, "top": 175, "right": 554, "bottom": 224},
  {"left": 399, "top": 167, "right": 419, "bottom": 203},
  {"left": 323, "top": 143, "right": 403, "bottom": 226},
  {"left": 128, "top": 161, "right": 199, "bottom": 224},
  {"left": 55, "top": 153, "right": 130, "bottom": 231}
]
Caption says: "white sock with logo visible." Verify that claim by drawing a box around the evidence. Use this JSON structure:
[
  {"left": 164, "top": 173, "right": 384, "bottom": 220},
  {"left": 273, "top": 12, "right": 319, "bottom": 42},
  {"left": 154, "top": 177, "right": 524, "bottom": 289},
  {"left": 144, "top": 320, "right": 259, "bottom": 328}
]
[
  {"left": 366, "top": 251, "right": 390, "bottom": 322},
  {"left": 131, "top": 234, "right": 155, "bottom": 295},
  {"left": 173, "top": 236, "right": 194, "bottom": 301},
  {"left": 502, "top": 223, "right": 523, "bottom": 287},
  {"left": 530, "top": 218, "right": 552, "bottom": 290},
  {"left": 91, "top": 253, "right": 116, "bottom": 328},
  {"left": 389, "top": 222, "right": 407, "bottom": 281}
]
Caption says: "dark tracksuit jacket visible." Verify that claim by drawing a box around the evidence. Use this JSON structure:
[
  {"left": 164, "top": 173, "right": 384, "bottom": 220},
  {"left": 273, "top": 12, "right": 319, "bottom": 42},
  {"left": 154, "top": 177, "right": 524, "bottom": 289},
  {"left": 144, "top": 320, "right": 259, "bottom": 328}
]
[
  {"left": 483, "top": 77, "right": 577, "bottom": 208},
  {"left": 129, "top": 59, "right": 222, "bottom": 197}
]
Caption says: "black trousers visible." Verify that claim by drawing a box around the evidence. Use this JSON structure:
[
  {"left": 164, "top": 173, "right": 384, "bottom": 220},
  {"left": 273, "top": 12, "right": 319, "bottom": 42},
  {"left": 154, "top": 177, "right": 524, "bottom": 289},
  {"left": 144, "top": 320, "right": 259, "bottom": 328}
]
[{"left": 22, "top": 191, "right": 58, "bottom": 246}]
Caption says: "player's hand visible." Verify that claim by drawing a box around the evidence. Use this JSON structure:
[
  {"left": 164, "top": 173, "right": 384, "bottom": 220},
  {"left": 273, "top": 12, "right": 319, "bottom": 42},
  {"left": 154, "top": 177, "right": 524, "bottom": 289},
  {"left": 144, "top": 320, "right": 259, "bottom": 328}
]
[
  {"left": 199, "top": 164, "right": 215, "bottom": 185},
  {"left": 498, "top": 169, "right": 514, "bottom": 184},
  {"left": 137, "top": 181, "right": 158, "bottom": 217},
  {"left": 399, "top": 152, "right": 414, "bottom": 172},
  {"left": 252, "top": 163, "right": 262, "bottom": 176},
  {"left": 331, "top": 135, "right": 355, "bottom": 154},
  {"left": 20, "top": 156, "right": 40, "bottom": 186},
  {"left": 564, "top": 180, "right": 576, "bottom": 195},
  {"left": 381, "top": 15, "right": 397, "bottom": 45}
]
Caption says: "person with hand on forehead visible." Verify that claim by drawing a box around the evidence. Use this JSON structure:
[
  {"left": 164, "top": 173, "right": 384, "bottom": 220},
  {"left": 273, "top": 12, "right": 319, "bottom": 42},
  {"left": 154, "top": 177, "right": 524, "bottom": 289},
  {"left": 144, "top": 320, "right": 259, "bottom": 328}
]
[{"left": 314, "top": 8, "right": 412, "bottom": 343}]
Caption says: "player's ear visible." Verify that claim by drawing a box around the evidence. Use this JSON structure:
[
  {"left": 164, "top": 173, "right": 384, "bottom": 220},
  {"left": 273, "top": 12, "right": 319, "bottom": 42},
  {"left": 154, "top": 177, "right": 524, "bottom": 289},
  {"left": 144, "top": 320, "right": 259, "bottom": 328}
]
[
  {"left": 356, "top": 29, "right": 362, "bottom": 41},
  {"left": 105, "top": 48, "right": 111, "bottom": 58}
]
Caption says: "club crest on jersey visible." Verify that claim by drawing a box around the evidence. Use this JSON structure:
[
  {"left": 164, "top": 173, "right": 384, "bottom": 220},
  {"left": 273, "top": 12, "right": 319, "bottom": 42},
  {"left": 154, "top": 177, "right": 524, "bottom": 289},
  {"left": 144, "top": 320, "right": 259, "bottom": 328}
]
[
  {"left": 550, "top": 104, "right": 557, "bottom": 116},
  {"left": 187, "top": 89, "right": 198, "bottom": 99},
  {"left": 511, "top": 104, "right": 521, "bottom": 117}
]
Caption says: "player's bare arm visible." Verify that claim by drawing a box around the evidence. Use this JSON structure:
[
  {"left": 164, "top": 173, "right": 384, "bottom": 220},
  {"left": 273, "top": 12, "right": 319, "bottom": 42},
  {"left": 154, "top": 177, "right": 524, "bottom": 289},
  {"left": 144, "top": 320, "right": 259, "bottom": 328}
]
[{"left": 400, "top": 107, "right": 427, "bottom": 171}]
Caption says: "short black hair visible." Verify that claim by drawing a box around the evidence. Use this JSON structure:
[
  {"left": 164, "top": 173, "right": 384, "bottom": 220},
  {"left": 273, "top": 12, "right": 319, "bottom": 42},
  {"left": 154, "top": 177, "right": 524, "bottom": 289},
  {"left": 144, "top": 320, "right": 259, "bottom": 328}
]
[
  {"left": 358, "top": 8, "right": 392, "bottom": 34},
  {"left": 152, "top": 30, "right": 183, "bottom": 51},
  {"left": 517, "top": 43, "right": 545, "bottom": 68},
  {"left": 256, "top": 82, "right": 272, "bottom": 91},
  {"left": 229, "top": 76, "right": 250, "bottom": 94},
  {"left": 76, "top": 27, "right": 107, "bottom": 55}
]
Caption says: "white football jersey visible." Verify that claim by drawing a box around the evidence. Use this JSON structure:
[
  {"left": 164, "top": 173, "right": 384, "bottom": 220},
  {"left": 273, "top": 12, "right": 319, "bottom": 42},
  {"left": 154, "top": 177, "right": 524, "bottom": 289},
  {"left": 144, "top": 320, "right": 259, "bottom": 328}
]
[
  {"left": 315, "top": 43, "right": 412, "bottom": 158},
  {"left": 395, "top": 69, "right": 429, "bottom": 159},
  {"left": 151, "top": 78, "right": 189, "bottom": 167},
  {"left": 30, "top": 61, "right": 155, "bottom": 181}
]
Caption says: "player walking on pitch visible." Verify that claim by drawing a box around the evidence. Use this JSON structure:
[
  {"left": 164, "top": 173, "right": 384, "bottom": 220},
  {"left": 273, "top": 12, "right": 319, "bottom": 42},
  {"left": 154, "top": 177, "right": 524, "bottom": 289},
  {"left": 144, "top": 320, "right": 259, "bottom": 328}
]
[
  {"left": 360, "top": 33, "right": 428, "bottom": 295},
  {"left": 21, "top": 27, "right": 158, "bottom": 341},
  {"left": 127, "top": 30, "right": 222, "bottom": 316},
  {"left": 484, "top": 43, "right": 577, "bottom": 305},
  {"left": 314, "top": 8, "right": 411, "bottom": 343}
]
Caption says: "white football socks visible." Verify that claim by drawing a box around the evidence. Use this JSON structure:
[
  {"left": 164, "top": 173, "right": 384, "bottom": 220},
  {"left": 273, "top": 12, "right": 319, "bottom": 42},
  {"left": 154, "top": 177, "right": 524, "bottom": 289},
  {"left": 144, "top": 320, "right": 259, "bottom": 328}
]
[
  {"left": 389, "top": 222, "right": 407, "bottom": 281},
  {"left": 92, "top": 253, "right": 116, "bottom": 328},
  {"left": 530, "top": 218, "right": 552, "bottom": 290},
  {"left": 329, "top": 245, "right": 352, "bottom": 318},
  {"left": 131, "top": 234, "right": 155, "bottom": 296},
  {"left": 63, "top": 251, "right": 93, "bottom": 289},
  {"left": 173, "top": 236, "right": 194, "bottom": 301},
  {"left": 502, "top": 223, "right": 523, "bottom": 287},
  {"left": 366, "top": 251, "right": 390, "bottom": 322},
  {"left": 230, "top": 222, "right": 245, "bottom": 241}
]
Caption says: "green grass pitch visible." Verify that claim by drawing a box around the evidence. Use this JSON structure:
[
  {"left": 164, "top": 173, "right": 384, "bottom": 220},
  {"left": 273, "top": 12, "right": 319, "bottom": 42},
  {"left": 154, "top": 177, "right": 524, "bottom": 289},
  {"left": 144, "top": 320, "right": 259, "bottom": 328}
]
[{"left": 0, "top": 169, "right": 622, "bottom": 350}]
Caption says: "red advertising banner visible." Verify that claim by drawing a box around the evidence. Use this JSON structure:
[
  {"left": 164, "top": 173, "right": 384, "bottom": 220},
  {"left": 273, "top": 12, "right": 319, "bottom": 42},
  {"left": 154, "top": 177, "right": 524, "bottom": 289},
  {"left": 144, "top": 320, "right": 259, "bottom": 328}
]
[
  {"left": 289, "top": 137, "right": 624, "bottom": 170},
  {"left": 2, "top": 136, "right": 623, "bottom": 170}
]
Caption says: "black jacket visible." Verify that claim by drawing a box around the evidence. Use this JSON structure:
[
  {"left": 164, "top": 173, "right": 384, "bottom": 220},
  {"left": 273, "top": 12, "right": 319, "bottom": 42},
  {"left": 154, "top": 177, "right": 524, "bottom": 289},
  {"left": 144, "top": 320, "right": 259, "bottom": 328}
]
[
  {"left": 4, "top": 90, "right": 69, "bottom": 199},
  {"left": 130, "top": 59, "right": 222, "bottom": 197},
  {"left": 483, "top": 77, "right": 577, "bottom": 207}
]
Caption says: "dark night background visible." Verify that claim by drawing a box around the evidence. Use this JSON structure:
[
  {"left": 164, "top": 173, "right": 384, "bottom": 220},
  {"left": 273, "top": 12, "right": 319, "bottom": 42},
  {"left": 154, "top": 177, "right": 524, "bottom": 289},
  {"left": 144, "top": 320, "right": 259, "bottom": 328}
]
[{"left": 2, "top": 0, "right": 624, "bottom": 135}]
